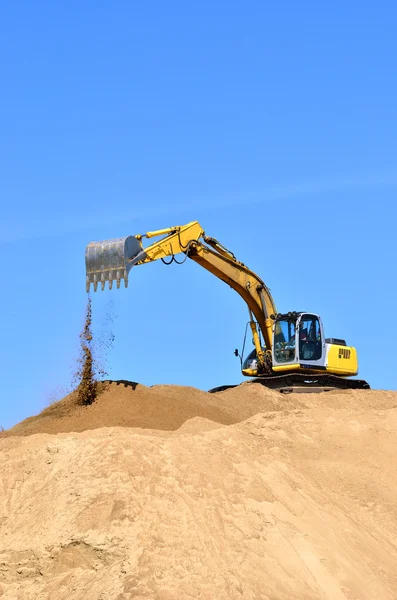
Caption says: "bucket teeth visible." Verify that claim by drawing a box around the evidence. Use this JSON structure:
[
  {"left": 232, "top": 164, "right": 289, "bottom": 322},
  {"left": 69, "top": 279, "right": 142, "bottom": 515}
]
[{"left": 85, "top": 235, "right": 142, "bottom": 292}]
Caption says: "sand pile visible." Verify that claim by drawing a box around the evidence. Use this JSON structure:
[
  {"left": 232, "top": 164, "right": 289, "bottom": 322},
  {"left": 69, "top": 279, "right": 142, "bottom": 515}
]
[
  {"left": 1, "top": 383, "right": 397, "bottom": 599},
  {"left": 1, "top": 381, "right": 306, "bottom": 437}
]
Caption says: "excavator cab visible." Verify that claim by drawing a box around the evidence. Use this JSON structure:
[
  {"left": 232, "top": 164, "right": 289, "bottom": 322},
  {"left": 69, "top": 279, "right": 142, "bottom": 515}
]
[
  {"left": 241, "top": 313, "right": 327, "bottom": 377},
  {"left": 272, "top": 312, "right": 326, "bottom": 371}
]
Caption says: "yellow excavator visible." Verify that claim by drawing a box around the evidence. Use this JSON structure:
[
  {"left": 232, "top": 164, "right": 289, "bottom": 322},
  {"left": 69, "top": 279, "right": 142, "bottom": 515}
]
[{"left": 85, "top": 221, "right": 369, "bottom": 392}]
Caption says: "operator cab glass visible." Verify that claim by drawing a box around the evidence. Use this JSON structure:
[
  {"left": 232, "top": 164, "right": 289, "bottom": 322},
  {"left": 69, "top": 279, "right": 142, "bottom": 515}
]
[
  {"left": 273, "top": 313, "right": 324, "bottom": 366},
  {"left": 242, "top": 348, "right": 265, "bottom": 371},
  {"left": 273, "top": 318, "right": 296, "bottom": 363},
  {"left": 298, "top": 315, "right": 322, "bottom": 361}
]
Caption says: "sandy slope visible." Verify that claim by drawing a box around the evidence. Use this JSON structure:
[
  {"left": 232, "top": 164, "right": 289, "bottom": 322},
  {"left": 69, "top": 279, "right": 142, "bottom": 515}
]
[{"left": 1, "top": 383, "right": 397, "bottom": 599}]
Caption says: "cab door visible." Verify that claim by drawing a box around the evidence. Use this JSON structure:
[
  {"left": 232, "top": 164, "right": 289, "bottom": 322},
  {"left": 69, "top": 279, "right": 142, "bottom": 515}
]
[
  {"left": 272, "top": 317, "right": 298, "bottom": 368},
  {"left": 297, "top": 313, "right": 326, "bottom": 368}
]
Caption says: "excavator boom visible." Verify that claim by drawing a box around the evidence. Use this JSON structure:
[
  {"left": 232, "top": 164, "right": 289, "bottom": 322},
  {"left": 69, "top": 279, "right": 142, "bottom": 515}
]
[{"left": 86, "top": 221, "right": 277, "bottom": 366}]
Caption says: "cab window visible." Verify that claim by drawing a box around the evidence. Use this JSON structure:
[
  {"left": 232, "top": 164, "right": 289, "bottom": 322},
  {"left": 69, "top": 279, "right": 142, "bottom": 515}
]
[
  {"left": 274, "top": 319, "right": 296, "bottom": 363},
  {"left": 299, "top": 316, "right": 322, "bottom": 361},
  {"left": 243, "top": 348, "right": 265, "bottom": 370}
]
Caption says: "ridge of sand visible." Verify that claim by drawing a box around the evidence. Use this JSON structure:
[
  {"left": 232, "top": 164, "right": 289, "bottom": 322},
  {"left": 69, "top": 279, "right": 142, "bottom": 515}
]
[
  {"left": 1, "top": 381, "right": 302, "bottom": 437},
  {"left": 1, "top": 383, "right": 397, "bottom": 599}
]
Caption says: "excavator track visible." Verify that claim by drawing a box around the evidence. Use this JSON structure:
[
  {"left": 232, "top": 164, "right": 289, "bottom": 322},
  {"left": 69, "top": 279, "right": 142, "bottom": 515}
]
[{"left": 208, "top": 373, "right": 370, "bottom": 394}]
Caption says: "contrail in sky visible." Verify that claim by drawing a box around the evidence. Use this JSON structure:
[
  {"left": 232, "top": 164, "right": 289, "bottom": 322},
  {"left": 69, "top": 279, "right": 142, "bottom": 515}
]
[{"left": 1, "top": 169, "right": 396, "bottom": 244}]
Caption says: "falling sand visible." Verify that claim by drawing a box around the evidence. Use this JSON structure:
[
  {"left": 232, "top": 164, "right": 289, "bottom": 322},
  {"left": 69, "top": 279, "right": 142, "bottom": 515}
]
[
  {"left": 73, "top": 297, "right": 109, "bottom": 407},
  {"left": 1, "top": 382, "right": 397, "bottom": 599}
]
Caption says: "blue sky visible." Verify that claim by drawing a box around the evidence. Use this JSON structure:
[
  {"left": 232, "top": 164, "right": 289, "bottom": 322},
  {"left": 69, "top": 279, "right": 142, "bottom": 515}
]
[{"left": 1, "top": 2, "right": 396, "bottom": 428}]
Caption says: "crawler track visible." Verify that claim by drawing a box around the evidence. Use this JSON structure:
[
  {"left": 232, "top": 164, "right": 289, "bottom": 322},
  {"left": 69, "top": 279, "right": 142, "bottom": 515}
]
[{"left": 208, "top": 373, "right": 370, "bottom": 394}]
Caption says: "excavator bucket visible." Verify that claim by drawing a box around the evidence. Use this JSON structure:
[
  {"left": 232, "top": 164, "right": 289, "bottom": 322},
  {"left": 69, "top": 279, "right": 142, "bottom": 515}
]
[{"left": 85, "top": 236, "right": 143, "bottom": 292}]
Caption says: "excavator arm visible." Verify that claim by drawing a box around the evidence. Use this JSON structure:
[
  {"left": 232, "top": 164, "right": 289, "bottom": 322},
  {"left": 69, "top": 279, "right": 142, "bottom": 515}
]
[{"left": 85, "top": 221, "right": 277, "bottom": 371}]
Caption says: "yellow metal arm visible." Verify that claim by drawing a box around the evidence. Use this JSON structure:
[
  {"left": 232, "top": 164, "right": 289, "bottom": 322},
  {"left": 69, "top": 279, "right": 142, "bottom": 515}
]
[
  {"left": 129, "top": 221, "right": 277, "bottom": 360},
  {"left": 133, "top": 221, "right": 205, "bottom": 262},
  {"left": 86, "top": 220, "right": 277, "bottom": 369},
  {"left": 187, "top": 239, "right": 276, "bottom": 360}
]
